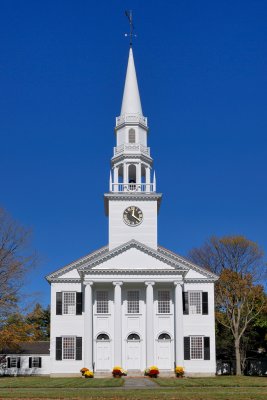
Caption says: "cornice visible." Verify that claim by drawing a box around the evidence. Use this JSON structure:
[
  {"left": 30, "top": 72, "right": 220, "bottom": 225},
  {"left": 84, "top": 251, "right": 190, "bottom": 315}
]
[
  {"left": 48, "top": 278, "right": 82, "bottom": 284},
  {"left": 46, "top": 245, "right": 109, "bottom": 281},
  {"left": 83, "top": 269, "right": 186, "bottom": 275},
  {"left": 111, "top": 153, "right": 153, "bottom": 165},
  {"left": 184, "top": 278, "right": 216, "bottom": 283},
  {"left": 104, "top": 193, "right": 162, "bottom": 216},
  {"left": 78, "top": 239, "right": 189, "bottom": 273},
  {"left": 104, "top": 193, "right": 162, "bottom": 201},
  {"left": 158, "top": 246, "right": 219, "bottom": 280}
]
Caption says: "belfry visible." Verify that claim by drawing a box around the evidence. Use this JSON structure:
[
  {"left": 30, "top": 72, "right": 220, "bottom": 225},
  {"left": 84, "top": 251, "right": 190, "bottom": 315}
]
[{"left": 46, "top": 42, "right": 218, "bottom": 377}]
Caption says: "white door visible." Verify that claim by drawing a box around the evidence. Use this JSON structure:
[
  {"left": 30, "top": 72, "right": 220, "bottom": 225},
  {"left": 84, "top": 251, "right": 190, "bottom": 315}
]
[
  {"left": 157, "top": 340, "right": 172, "bottom": 369},
  {"left": 126, "top": 340, "right": 141, "bottom": 370},
  {"left": 96, "top": 341, "right": 111, "bottom": 370}
]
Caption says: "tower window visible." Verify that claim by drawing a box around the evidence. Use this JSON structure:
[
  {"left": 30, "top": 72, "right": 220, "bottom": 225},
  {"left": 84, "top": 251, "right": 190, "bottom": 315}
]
[{"left": 129, "top": 129, "right": 136, "bottom": 143}]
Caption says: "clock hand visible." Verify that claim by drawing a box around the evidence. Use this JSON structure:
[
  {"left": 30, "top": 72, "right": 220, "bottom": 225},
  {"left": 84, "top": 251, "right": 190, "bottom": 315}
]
[{"left": 132, "top": 213, "right": 141, "bottom": 222}]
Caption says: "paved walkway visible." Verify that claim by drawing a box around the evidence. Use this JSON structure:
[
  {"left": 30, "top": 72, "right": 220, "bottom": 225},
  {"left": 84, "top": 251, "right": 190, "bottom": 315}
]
[{"left": 123, "top": 377, "right": 158, "bottom": 388}]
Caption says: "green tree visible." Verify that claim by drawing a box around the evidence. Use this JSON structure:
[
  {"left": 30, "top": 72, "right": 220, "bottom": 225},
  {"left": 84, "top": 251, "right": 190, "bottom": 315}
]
[
  {"left": 189, "top": 235, "right": 266, "bottom": 375},
  {"left": 26, "top": 303, "right": 50, "bottom": 340}
]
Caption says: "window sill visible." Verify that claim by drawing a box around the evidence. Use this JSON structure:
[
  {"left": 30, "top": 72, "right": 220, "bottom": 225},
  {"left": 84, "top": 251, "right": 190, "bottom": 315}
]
[
  {"left": 61, "top": 314, "right": 81, "bottom": 317},
  {"left": 125, "top": 313, "right": 142, "bottom": 316},
  {"left": 156, "top": 313, "right": 173, "bottom": 316},
  {"left": 94, "top": 313, "right": 111, "bottom": 316}
]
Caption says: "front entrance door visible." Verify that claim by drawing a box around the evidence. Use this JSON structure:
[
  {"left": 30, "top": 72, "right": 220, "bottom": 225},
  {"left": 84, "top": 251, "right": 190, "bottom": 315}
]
[
  {"left": 157, "top": 333, "right": 172, "bottom": 370},
  {"left": 126, "top": 334, "right": 141, "bottom": 370},
  {"left": 96, "top": 334, "right": 111, "bottom": 371}
]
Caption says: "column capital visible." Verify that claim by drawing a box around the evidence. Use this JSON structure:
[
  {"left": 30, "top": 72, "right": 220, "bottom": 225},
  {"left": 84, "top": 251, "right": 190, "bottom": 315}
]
[
  {"left": 145, "top": 281, "right": 155, "bottom": 286},
  {"left": 174, "top": 279, "right": 183, "bottom": 286},
  {"left": 113, "top": 281, "right": 123, "bottom": 286},
  {"left": 84, "top": 281, "right": 94, "bottom": 286}
]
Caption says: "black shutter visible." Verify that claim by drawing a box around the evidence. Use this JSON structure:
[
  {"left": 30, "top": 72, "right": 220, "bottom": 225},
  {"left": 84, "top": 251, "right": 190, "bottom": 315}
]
[
  {"left": 29, "top": 357, "right": 32, "bottom": 368},
  {"left": 204, "top": 337, "right": 210, "bottom": 360},
  {"left": 56, "top": 292, "right": 62, "bottom": 315},
  {"left": 56, "top": 337, "right": 62, "bottom": 360},
  {"left": 184, "top": 337, "right": 190, "bottom": 360},
  {"left": 76, "top": 292, "right": 83, "bottom": 315},
  {"left": 7, "top": 357, "right": 10, "bottom": 368},
  {"left": 76, "top": 337, "right": 82, "bottom": 360},
  {"left": 202, "top": 292, "right": 209, "bottom": 315},
  {"left": 183, "top": 292, "right": 189, "bottom": 315},
  {"left": 16, "top": 357, "right": 21, "bottom": 368},
  {"left": 38, "top": 357, "right": 42, "bottom": 368}
]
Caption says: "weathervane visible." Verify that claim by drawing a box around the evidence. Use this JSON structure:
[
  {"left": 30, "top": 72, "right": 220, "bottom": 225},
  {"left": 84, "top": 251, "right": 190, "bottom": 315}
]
[{"left": 125, "top": 10, "right": 137, "bottom": 47}]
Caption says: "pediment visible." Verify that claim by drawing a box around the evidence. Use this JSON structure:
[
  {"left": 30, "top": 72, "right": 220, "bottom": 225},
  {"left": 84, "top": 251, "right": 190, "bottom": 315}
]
[
  {"left": 91, "top": 247, "right": 175, "bottom": 271},
  {"left": 78, "top": 240, "right": 189, "bottom": 273},
  {"left": 46, "top": 240, "right": 218, "bottom": 282}
]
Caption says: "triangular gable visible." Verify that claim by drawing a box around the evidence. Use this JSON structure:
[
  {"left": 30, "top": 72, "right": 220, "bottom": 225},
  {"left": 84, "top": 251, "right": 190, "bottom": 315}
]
[
  {"left": 46, "top": 245, "right": 109, "bottom": 281},
  {"left": 46, "top": 240, "right": 218, "bottom": 282},
  {"left": 78, "top": 240, "right": 189, "bottom": 273},
  {"left": 91, "top": 247, "right": 175, "bottom": 271}
]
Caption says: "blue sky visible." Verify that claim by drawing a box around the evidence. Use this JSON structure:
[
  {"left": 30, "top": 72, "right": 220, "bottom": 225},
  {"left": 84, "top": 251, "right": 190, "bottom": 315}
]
[{"left": 1, "top": 0, "right": 266, "bottom": 306}]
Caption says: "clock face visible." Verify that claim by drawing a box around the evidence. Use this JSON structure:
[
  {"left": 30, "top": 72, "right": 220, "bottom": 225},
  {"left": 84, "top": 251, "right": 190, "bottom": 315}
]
[{"left": 123, "top": 206, "right": 143, "bottom": 226}]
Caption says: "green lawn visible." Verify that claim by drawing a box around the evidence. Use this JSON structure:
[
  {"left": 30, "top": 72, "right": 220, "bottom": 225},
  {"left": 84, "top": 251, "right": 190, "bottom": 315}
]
[
  {"left": 0, "top": 377, "right": 123, "bottom": 388},
  {"left": 0, "top": 387, "right": 266, "bottom": 400},
  {"left": 0, "top": 376, "right": 266, "bottom": 399},
  {"left": 156, "top": 376, "right": 267, "bottom": 387}
]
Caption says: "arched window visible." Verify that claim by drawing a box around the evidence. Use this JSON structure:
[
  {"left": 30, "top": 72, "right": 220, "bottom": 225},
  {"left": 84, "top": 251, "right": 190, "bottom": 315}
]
[
  {"left": 127, "top": 333, "right": 140, "bottom": 341},
  {"left": 158, "top": 333, "right": 171, "bottom": 340},
  {"left": 129, "top": 129, "right": 136, "bottom": 143},
  {"left": 96, "top": 333, "right": 110, "bottom": 341}
]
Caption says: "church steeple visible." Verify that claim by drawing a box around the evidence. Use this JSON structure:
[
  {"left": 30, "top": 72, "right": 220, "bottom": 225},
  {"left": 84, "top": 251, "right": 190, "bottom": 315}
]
[
  {"left": 105, "top": 43, "right": 162, "bottom": 250},
  {"left": 121, "top": 48, "right": 143, "bottom": 116},
  {"left": 109, "top": 47, "right": 156, "bottom": 194}
]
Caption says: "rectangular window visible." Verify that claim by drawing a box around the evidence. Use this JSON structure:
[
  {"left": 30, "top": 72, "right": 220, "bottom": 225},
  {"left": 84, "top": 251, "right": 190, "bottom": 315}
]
[
  {"left": 96, "top": 291, "right": 109, "bottom": 314},
  {"left": 62, "top": 336, "right": 75, "bottom": 360},
  {"left": 189, "top": 291, "right": 201, "bottom": 314},
  {"left": 63, "top": 292, "right": 76, "bottom": 315},
  {"left": 32, "top": 357, "right": 40, "bottom": 368},
  {"left": 127, "top": 291, "right": 139, "bottom": 313},
  {"left": 10, "top": 357, "right": 17, "bottom": 368},
  {"left": 158, "top": 290, "right": 170, "bottom": 314},
  {"left": 190, "top": 336, "right": 203, "bottom": 359}
]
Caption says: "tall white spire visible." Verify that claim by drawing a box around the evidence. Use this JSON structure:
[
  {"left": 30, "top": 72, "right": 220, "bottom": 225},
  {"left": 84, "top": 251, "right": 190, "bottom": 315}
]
[{"left": 120, "top": 48, "right": 143, "bottom": 116}]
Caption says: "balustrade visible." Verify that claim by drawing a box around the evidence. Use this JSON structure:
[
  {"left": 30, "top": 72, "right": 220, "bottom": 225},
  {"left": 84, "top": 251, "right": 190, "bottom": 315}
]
[
  {"left": 111, "top": 182, "right": 155, "bottom": 193},
  {"left": 113, "top": 144, "right": 150, "bottom": 157}
]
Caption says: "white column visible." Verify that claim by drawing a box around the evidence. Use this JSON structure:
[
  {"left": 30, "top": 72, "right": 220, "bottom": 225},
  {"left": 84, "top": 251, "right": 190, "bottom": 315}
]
[
  {"left": 123, "top": 163, "right": 127, "bottom": 185},
  {"left": 174, "top": 280, "right": 184, "bottom": 367},
  {"left": 135, "top": 163, "right": 141, "bottom": 191},
  {"left": 113, "top": 281, "right": 123, "bottom": 366},
  {"left": 145, "top": 167, "right": 150, "bottom": 191},
  {"left": 145, "top": 281, "right": 155, "bottom": 366},
  {"left": 114, "top": 166, "right": 119, "bottom": 191},
  {"left": 84, "top": 281, "right": 93, "bottom": 369}
]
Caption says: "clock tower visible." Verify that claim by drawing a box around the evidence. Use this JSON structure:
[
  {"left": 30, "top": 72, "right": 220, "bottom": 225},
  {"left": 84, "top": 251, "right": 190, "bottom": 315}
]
[{"left": 104, "top": 48, "right": 162, "bottom": 250}]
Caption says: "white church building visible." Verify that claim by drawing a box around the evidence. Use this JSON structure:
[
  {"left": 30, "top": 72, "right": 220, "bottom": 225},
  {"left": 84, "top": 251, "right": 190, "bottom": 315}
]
[{"left": 46, "top": 47, "right": 218, "bottom": 376}]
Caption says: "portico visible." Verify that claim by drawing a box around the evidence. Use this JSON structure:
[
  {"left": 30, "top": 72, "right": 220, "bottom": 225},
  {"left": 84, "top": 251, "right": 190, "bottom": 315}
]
[{"left": 81, "top": 260, "right": 186, "bottom": 372}]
